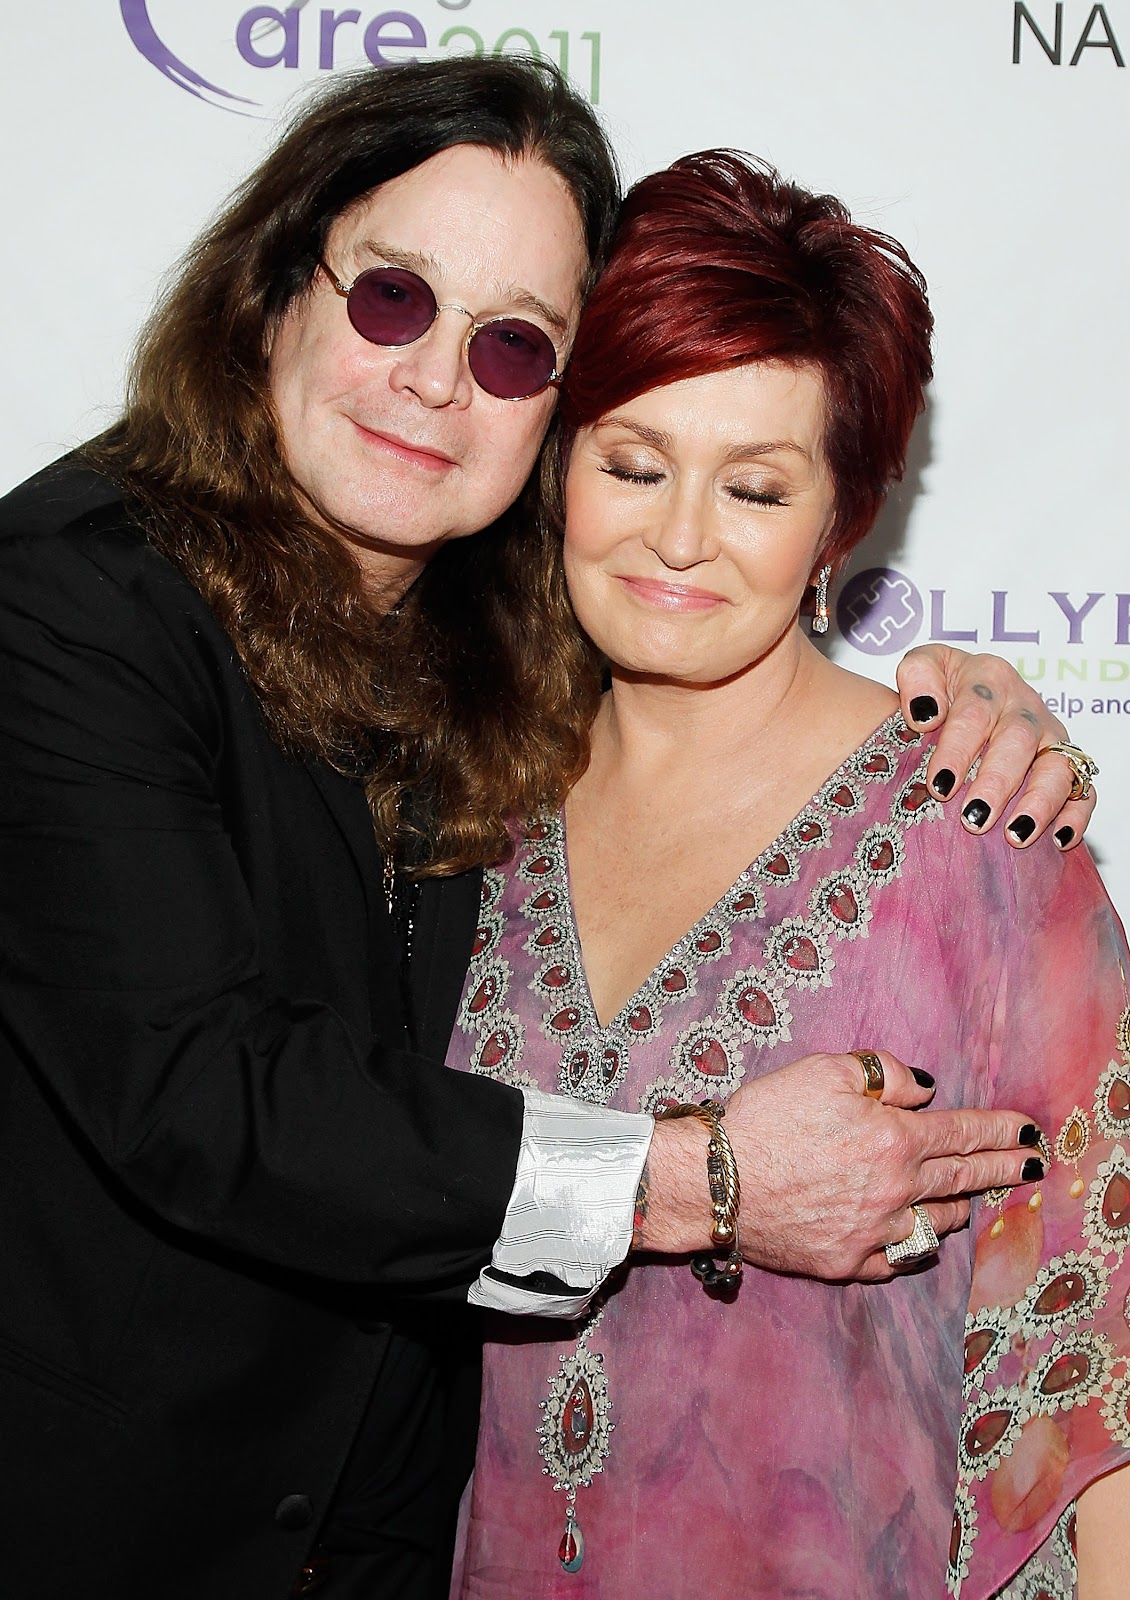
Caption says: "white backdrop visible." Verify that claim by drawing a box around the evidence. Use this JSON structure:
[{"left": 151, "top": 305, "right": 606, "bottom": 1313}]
[{"left": 5, "top": 1, "right": 1128, "bottom": 905}]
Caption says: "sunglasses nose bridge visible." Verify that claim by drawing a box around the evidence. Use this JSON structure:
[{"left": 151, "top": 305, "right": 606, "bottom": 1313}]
[
  {"left": 414, "top": 301, "right": 475, "bottom": 364},
  {"left": 424, "top": 303, "right": 482, "bottom": 372},
  {"left": 388, "top": 304, "right": 479, "bottom": 409},
  {"left": 433, "top": 302, "right": 478, "bottom": 353}
]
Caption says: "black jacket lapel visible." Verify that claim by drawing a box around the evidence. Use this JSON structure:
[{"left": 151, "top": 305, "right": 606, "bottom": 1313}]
[{"left": 304, "top": 762, "right": 382, "bottom": 903}]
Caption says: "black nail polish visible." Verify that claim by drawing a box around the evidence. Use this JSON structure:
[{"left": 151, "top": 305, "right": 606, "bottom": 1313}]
[
  {"left": 932, "top": 768, "right": 956, "bottom": 798},
  {"left": 1055, "top": 826, "right": 1075, "bottom": 848},
  {"left": 962, "top": 798, "right": 991, "bottom": 829},
  {"left": 1018, "top": 1123, "right": 1042, "bottom": 1147},
  {"left": 1007, "top": 814, "right": 1036, "bottom": 844},
  {"left": 911, "top": 1068, "right": 935, "bottom": 1088},
  {"left": 909, "top": 694, "right": 939, "bottom": 724},
  {"left": 1021, "top": 1157, "right": 1045, "bottom": 1183}
]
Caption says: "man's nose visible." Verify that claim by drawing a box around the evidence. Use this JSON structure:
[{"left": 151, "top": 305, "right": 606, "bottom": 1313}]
[{"left": 388, "top": 307, "right": 475, "bottom": 409}]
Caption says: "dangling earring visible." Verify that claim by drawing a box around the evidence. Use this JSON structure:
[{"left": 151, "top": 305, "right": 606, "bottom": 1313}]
[{"left": 810, "top": 564, "right": 832, "bottom": 635}]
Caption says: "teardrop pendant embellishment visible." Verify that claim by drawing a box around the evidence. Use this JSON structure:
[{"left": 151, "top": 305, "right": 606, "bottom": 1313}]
[
  {"left": 538, "top": 1304, "right": 611, "bottom": 1577},
  {"left": 558, "top": 1504, "right": 585, "bottom": 1573}
]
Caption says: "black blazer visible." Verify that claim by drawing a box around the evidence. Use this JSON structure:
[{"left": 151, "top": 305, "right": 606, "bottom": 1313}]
[{"left": 0, "top": 461, "right": 525, "bottom": 1598}]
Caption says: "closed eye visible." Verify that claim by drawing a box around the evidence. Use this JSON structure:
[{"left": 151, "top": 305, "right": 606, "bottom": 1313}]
[
  {"left": 599, "top": 465, "right": 665, "bottom": 486},
  {"left": 728, "top": 485, "right": 787, "bottom": 506}
]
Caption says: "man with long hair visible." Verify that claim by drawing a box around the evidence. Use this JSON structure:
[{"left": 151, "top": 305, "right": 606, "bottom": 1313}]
[{"left": 0, "top": 56, "right": 1090, "bottom": 1600}]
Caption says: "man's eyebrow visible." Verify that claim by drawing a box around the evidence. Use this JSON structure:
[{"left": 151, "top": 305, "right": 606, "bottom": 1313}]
[
  {"left": 595, "top": 416, "right": 813, "bottom": 463},
  {"left": 350, "top": 238, "right": 569, "bottom": 337},
  {"left": 352, "top": 239, "right": 439, "bottom": 276},
  {"left": 498, "top": 285, "right": 570, "bottom": 338}
]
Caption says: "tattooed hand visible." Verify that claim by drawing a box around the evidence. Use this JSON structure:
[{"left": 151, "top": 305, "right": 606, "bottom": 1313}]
[{"left": 894, "top": 644, "right": 1095, "bottom": 849}]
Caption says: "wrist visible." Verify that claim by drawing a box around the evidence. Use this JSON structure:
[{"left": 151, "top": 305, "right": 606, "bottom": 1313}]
[{"left": 631, "top": 1117, "right": 713, "bottom": 1255}]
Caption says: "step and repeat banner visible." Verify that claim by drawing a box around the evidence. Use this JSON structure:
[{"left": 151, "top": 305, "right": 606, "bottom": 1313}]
[{"left": 5, "top": 1, "right": 1128, "bottom": 905}]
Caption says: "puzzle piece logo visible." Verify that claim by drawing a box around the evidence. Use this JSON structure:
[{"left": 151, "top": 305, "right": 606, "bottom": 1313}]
[{"left": 836, "top": 568, "right": 924, "bottom": 657}]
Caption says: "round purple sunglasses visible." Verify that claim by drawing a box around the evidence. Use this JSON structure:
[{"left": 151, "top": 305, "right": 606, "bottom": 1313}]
[{"left": 319, "top": 261, "right": 564, "bottom": 401}]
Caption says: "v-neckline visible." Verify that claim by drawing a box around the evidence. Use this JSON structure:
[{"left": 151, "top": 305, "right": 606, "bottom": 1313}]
[{"left": 556, "top": 710, "right": 907, "bottom": 1033}]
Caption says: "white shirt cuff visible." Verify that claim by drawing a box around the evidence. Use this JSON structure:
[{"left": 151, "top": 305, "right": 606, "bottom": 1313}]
[{"left": 467, "top": 1087, "right": 654, "bottom": 1318}]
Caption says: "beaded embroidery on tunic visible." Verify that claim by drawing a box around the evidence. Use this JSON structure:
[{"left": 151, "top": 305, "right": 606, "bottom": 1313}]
[
  {"left": 457, "top": 714, "right": 933, "bottom": 1113},
  {"left": 948, "top": 1000, "right": 1130, "bottom": 1597}
]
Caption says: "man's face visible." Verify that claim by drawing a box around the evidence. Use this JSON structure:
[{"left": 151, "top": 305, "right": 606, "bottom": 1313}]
[{"left": 268, "top": 144, "right": 587, "bottom": 596}]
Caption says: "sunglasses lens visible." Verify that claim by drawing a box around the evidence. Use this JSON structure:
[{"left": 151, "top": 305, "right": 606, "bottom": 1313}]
[
  {"left": 467, "top": 319, "right": 558, "bottom": 400},
  {"left": 346, "top": 267, "right": 436, "bottom": 346}
]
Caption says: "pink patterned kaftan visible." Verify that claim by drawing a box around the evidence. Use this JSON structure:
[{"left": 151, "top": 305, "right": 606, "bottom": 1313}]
[{"left": 447, "top": 715, "right": 1130, "bottom": 1598}]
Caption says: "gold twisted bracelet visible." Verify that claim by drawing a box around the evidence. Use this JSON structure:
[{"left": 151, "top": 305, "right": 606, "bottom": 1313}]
[{"left": 655, "top": 1099, "right": 742, "bottom": 1290}]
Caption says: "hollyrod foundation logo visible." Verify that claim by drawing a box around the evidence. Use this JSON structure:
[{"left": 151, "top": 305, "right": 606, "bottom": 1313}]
[
  {"left": 120, "top": 0, "right": 604, "bottom": 114},
  {"left": 836, "top": 566, "right": 1130, "bottom": 722},
  {"left": 836, "top": 569, "right": 925, "bottom": 658}
]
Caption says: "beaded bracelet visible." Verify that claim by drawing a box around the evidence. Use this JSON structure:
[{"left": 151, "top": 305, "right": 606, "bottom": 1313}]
[{"left": 655, "top": 1098, "right": 742, "bottom": 1290}]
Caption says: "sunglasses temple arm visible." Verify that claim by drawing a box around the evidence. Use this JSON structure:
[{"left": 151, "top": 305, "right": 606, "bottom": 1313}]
[{"left": 317, "top": 260, "right": 350, "bottom": 297}]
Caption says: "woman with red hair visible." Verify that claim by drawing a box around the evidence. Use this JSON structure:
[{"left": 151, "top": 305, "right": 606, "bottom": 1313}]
[{"left": 447, "top": 152, "right": 1130, "bottom": 1597}]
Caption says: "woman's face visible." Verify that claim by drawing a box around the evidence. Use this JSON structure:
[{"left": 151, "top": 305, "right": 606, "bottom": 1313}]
[{"left": 563, "top": 362, "right": 837, "bottom": 686}]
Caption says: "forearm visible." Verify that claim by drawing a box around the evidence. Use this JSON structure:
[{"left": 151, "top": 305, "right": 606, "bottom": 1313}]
[
  {"left": 631, "top": 1117, "right": 713, "bottom": 1255},
  {"left": 470, "top": 1035, "right": 1044, "bottom": 1314},
  {"left": 3, "top": 956, "right": 525, "bottom": 1290},
  {"left": 468, "top": 1099, "right": 741, "bottom": 1320}
]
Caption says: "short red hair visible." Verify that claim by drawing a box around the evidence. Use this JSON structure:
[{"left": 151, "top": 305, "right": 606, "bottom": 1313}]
[{"left": 562, "top": 151, "right": 934, "bottom": 566}]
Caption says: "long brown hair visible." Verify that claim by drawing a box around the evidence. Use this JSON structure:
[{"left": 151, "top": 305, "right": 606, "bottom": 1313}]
[{"left": 87, "top": 57, "right": 614, "bottom": 873}]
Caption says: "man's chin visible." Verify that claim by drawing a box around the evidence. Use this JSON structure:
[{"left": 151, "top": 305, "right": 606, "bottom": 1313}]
[{"left": 330, "top": 520, "right": 465, "bottom": 605}]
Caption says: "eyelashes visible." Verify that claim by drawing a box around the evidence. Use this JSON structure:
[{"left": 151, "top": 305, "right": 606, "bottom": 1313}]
[
  {"left": 726, "top": 484, "right": 787, "bottom": 508},
  {"left": 598, "top": 464, "right": 664, "bottom": 486},
  {"left": 597, "top": 463, "right": 787, "bottom": 507}
]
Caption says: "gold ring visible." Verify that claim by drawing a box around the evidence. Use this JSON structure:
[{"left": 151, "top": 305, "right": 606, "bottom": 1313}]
[
  {"left": 853, "top": 1050, "right": 885, "bottom": 1098},
  {"left": 1036, "top": 740, "right": 1099, "bottom": 803}
]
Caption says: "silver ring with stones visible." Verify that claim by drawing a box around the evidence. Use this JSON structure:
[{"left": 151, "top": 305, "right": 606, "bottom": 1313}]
[{"left": 884, "top": 1204, "right": 941, "bottom": 1267}]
